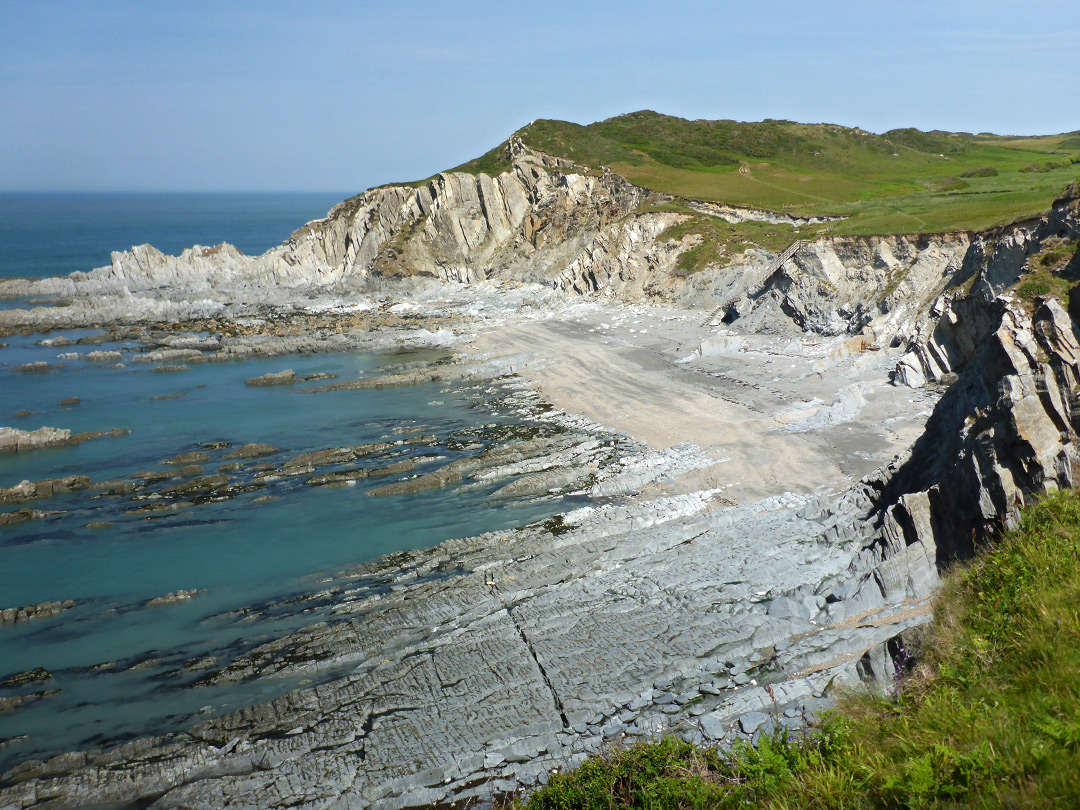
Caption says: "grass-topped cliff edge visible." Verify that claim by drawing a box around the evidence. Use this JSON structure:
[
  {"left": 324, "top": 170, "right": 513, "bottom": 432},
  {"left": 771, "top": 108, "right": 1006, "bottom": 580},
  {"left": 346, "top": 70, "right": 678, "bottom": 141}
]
[
  {"left": 452, "top": 111, "right": 1080, "bottom": 237},
  {"left": 514, "top": 488, "right": 1080, "bottom": 809}
]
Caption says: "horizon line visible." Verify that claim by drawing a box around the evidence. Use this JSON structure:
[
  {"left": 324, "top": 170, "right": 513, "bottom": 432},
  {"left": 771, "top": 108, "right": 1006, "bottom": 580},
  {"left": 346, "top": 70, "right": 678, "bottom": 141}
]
[{"left": 0, "top": 189, "right": 355, "bottom": 195}]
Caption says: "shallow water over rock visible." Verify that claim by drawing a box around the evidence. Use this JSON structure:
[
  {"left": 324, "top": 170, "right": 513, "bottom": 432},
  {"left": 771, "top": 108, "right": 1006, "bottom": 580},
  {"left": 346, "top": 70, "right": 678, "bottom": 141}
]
[{"left": 0, "top": 331, "right": 578, "bottom": 770}]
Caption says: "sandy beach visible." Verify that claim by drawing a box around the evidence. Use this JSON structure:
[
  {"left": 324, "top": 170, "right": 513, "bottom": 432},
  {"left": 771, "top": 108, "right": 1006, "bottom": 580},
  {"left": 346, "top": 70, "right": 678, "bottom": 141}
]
[{"left": 468, "top": 303, "right": 939, "bottom": 504}]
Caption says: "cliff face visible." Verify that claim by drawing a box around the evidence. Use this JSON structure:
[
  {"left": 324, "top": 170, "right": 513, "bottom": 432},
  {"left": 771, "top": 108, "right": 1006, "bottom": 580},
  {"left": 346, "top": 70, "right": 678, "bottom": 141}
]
[
  {"left": 784, "top": 193, "right": 1080, "bottom": 622},
  {"left": 841, "top": 300, "right": 1080, "bottom": 610},
  {"left": 11, "top": 144, "right": 660, "bottom": 301},
  {"left": 299, "top": 145, "right": 656, "bottom": 288},
  {"left": 895, "top": 195, "right": 1080, "bottom": 387},
  {"left": 5, "top": 143, "right": 1077, "bottom": 361}
]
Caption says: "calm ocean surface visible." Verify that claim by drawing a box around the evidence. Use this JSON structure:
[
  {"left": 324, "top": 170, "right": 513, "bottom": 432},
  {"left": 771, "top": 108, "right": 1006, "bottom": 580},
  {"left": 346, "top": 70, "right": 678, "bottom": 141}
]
[
  {"left": 0, "top": 192, "right": 351, "bottom": 279},
  {"left": 0, "top": 194, "right": 569, "bottom": 771}
]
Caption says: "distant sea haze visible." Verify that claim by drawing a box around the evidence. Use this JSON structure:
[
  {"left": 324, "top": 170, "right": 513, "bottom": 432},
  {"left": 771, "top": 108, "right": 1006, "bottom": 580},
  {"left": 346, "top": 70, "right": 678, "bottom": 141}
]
[{"left": 0, "top": 192, "right": 350, "bottom": 280}]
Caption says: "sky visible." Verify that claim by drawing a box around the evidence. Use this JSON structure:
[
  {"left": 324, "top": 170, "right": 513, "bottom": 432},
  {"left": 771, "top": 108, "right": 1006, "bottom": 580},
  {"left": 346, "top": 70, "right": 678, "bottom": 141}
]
[{"left": 2, "top": 0, "right": 1078, "bottom": 193}]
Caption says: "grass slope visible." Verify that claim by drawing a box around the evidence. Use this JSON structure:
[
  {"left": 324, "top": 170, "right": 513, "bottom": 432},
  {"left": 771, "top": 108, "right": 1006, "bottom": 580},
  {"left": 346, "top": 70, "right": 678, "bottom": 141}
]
[
  {"left": 459, "top": 111, "right": 1080, "bottom": 236},
  {"left": 516, "top": 488, "right": 1080, "bottom": 809}
]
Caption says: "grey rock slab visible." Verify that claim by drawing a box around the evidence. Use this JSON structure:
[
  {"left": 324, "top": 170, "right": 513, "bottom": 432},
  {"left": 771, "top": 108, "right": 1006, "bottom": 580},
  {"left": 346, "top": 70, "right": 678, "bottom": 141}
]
[
  {"left": 739, "top": 711, "right": 770, "bottom": 734},
  {"left": 601, "top": 722, "right": 627, "bottom": 739},
  {"left": 766, "top": 596, "right": 812, "bottom": 620}
]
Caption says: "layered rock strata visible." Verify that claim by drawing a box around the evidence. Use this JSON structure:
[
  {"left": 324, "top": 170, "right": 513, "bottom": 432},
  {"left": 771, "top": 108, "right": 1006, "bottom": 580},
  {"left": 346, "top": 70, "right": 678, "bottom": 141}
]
[
  {"left": 6, "top": 292, "right": 1078, "bottom": 807},
  {"left": 1, "top": 144, "right": 1079, "bottom": 808}
]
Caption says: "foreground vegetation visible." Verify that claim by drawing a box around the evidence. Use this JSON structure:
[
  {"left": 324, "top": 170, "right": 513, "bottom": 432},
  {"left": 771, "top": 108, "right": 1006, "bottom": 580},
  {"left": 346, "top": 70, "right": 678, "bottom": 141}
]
[
  {"left": 1011, "top": 236, "right": 1080, "bottom": 307},
  {"left": 517, "top": 488, "right": 1080, "bottom": 809},
  {"left": 454, "top": 111, "right": 1080, "bottom": 236}
]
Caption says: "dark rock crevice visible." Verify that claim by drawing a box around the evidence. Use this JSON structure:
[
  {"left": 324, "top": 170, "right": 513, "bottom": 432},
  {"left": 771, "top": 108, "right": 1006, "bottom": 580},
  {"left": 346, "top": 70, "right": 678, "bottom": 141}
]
[{"left": 506, "top": 608, "right": 570, "bottom": 730}]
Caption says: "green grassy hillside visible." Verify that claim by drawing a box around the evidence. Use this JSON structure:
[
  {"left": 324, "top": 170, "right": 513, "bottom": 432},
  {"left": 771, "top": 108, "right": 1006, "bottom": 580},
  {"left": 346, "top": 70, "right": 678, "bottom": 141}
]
[
  {"left": 455, "top": 111, "right": 1080, "bottom": 235},
  {"left": 515, "top": 488, "right": 1080, "bottom": 809}
]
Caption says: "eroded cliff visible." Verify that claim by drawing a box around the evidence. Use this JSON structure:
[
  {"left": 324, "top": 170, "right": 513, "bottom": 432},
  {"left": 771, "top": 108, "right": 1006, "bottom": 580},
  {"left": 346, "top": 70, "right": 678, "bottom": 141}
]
[{"left": 2, "top": 141, "right": 1080, "bottom": 810}]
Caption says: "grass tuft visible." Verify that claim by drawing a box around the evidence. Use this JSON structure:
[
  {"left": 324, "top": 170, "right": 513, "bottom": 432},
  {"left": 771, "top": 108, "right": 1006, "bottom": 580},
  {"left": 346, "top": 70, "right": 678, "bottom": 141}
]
[
  {"left": 651, "top": 204, "right": 809, "bottom": 275},
  {"left": 1010, "top": 237, "right": 1079, "bottom": 307}
]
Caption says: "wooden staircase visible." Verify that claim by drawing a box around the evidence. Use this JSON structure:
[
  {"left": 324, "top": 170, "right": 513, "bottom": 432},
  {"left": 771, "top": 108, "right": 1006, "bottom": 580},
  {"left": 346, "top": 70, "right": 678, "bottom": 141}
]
[{"left": 701, "top": 240, "right": 805, "bottom": 327}]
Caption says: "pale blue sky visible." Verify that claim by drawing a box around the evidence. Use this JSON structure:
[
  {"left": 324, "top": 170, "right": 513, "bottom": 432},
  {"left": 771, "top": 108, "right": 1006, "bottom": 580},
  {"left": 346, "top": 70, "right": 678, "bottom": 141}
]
[{"left": 2, "top": 0, "right": 1077, "bottom": 192}]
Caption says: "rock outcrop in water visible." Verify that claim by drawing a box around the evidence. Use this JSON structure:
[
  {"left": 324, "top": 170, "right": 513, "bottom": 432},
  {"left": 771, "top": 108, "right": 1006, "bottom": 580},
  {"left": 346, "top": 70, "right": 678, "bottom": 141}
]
[{"left": 0, "top": 426, "right": 130, "bottom": 454}]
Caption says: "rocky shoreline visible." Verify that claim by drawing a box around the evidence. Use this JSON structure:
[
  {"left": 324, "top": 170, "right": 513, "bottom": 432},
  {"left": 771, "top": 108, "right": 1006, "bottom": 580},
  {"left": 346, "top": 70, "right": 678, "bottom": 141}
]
[{"left": 0, "top": 155, "right": 1078, "bottom": 807}]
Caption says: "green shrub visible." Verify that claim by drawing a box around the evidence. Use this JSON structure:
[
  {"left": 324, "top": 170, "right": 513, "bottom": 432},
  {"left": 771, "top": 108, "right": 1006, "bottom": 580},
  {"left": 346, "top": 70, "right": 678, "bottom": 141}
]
[
  {"left": 1021, "top": 158, "right": 1077, "bottom": 174},
  {"left": 923, "top": 177, "right": 970, "bottom": 192},
  {"left": 1016, "top": 277, "right": 1053, "bottom": 299},
  {"left": 1030, "top": 237, "right": 1078, "bottom": 272}
]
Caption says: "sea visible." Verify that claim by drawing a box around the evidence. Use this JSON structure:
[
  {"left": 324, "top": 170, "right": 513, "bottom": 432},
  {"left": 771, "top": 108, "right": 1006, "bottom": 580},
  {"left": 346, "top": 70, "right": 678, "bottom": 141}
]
[{"left": 0, "top": 193, "right": 569, "bottom": 772}]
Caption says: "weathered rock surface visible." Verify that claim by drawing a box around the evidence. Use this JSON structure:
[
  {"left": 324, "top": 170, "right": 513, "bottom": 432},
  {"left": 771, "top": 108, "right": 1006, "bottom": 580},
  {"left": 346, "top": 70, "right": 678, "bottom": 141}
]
[
  {"left": 0, "top": 601, "right": 74, "bottom": 627},
  {"left": 245, "top": 369, "right": 295, "bottom": 386},
  {"left": 161, "top": 451, "right": 211, "bottom": 466},
  {"left": 0, "top": 509, "right": 57, "bottom": 528},
  {"left": 278, "top": 443, "right": 394, "bottom": 477},
  {"left": 157, "top": 473, "right": 232, "bottom": 497},
  {"left": 0, "top": 426, "right": 130, "bottom": 454},
  {"left": 305, "top": 459, "right": 418, "bottom": 487},
  {"left": 895, "top": 192, "right": 1080, "bottom": 387},
  {"left": 6, "top": 280, "right": 1078, "bottom": 808},
  {"left": 223, "top": 443, "right": 278, "bottom": 460},
  {"left": 146, "top": 590, "right": 201, "bottom": 607},
  {"left": 0, "top": 690, "right": 60, "bottom": 715},
  {"left": 1, "top": 669, "right": 52, "bottom": 689},
  {"left": 1, "top": 142, "right": 1079, "bottom": 809},
  {"left": 0, "top": 427, "right": 74, "bottom": 454},
  {"left": 0, "top": 475, "right": 91, "bottom": 504},
  {"left": 0, "top": 479, "right": 926, "bottom": 808},
  {"left": 871, "top": 297, "right": 1080, "bottom": 563}
]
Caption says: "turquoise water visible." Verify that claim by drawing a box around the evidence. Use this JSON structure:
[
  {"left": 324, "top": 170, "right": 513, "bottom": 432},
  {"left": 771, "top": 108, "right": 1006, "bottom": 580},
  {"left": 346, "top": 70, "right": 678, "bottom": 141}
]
[
  {"left": 0, "top": 196, "right": 572, "bottom": 772},
  {"left": 0, "top": 334, "right": 570, "bottom": 770},
  {"left": 0, "top": 192, "right": 349, "bottom": 279}
]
